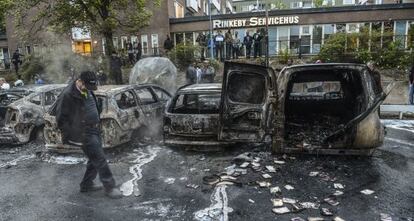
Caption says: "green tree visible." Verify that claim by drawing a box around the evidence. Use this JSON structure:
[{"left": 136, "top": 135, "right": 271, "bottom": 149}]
[
  {"left": 0, "top": 0, "right": 13, "bottom": 32},
  {"left": 318, "top": 33, "right": 347, "bottom": 62},
  {"left": 6, "top": 0, "right": 160, "bottom": 80}
]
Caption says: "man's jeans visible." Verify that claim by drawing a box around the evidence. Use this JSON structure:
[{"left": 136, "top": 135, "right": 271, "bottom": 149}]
[
  {"left": 409, "top": 84, "right": 414, "bottom": 105},
  {"left": 80, "top": 129, "right": 115, "bottom": 191}
]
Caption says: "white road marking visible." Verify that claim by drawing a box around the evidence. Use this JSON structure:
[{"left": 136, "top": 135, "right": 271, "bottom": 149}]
[
  {"left": 120, "top": 145, "right": 161, "bottom": 197},
  {"left": 0, "top": 155, "right": 35, "bottom": 169},
  {"left": 194, "top": 185, "right": 233, "bottom": 221}
]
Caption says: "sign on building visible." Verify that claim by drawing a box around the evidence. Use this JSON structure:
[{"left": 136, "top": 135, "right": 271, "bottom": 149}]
[{"left": 213, "top": 16, "right": 300, "bottom": 29}]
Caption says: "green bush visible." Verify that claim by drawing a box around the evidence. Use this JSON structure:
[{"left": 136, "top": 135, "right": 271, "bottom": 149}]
[
  {"left": 318, "top": 33, "right": 347, "bottom": 63},
  {"left": 20, "top": 56, "right": 45, "bottom": 82},
  {"left": 168, "top": 42, "right": 200, "bottom": 70},
  {"left": 278, "top": 48, "right": 291, "bottom": 64}
]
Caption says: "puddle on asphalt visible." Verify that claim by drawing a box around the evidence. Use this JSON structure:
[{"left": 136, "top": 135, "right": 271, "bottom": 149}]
[{"left": 120, "top": 145, "right": 162, "bottom": 196}]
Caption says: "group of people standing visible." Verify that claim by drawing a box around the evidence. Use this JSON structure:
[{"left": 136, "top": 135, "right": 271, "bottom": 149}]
[
  {"left": 126, "top": 41, "right": 143, "bottom": 65},
  {"left": 195, "top": 28, "right": 266, "bottom": 62},
  {"left": 186, "top": 62, "right": 216, "bottom": 85}
]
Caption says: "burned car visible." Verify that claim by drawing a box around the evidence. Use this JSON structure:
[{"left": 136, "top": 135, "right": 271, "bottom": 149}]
[
  {"left": 164, "top": 83, "right": 229, "bottom": 146},
  {"left": 44, "top": 84, "right": 171, "bottom": 152},
  {"left": 219, "top": 62, "right": 389, "bottom": 155},
  {"left": 0, "top": 86, "right": 38, "bottom": 125},
  {"left": 0, "top": 84, "right": 66, "bottom": 144}
]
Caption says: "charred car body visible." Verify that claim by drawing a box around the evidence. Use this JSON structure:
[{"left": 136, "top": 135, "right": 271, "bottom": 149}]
[
  {"left": 0, "top": 84, "right": 66, "bottom": 144},
  {"left": 164, "top": 83, "right": 229, "bottom": 146},
  {"left": 0, "top": 86, "right": 38, "bottom": 125},
  {"left": 44, "top": 84, "right": 171, "bottom": 152},
  {"left": 219, "top": 62, "right": 388, "bottom": 155}
]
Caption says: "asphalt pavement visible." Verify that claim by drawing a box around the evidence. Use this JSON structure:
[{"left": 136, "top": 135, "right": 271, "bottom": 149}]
[{"left": 0, "top": 120, "right": 413, "bottom": 221}]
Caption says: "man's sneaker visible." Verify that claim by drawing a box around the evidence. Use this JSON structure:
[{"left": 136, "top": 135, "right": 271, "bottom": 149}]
[
  {"left": 80, "top": 183, "right": 103, "bottom": 193},
  {"left": 105, "top": 188, "right": 123, "bottom": 199}
]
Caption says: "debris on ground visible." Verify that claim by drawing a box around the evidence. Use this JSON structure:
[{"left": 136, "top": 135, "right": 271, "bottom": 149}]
[
  {"left": 291, "top": 203, "right": 305, "bottom": 213},
  {"left": 265, "top": 165, "right": 277, "bottom": 173},
  {"left": 262, "top": 173, "right": 272, "bottom": 179},
  {"left": 291, "top": 217, "right": 306, "bottom": 221},
  {"left": 284, "top": 185, "right": 295, "bottom": 190},
  {"left": 271, "top": 198, "right": 283, "bottom": 207},
  {"left": 233, "top": 152, "right": 253, "bottom": 163},
  {"left": 283, "top": 198, "right": 297, "bottom": 204},
  {"left": 324, "top": 197, "right": 340, "bottom": 206},
  {"left": 249, "top": 199, "right": 255, "bottom": 204},
  {"left": 274, "top": 160, "right": 286, "bottom": 165},
  {"left": 186, "top": 184, "right": 199, "bottom": 189},
  {"left": 239, "top": 162, "right": 250, "bottom": 168},
  {"left": 333, "top": 216, "right": 346, "bottom": 221},
  {"left": 333, "top": 190, "right": 344, "bottom": 196},
  {"left": 309, "top": 171, "right": 320, "bottom": 177},
  {"left": 380, "top": 213, "right": 392, "bottom": 221},
  {"left": 320, "top": 207, "right": 334, "bottom": 216},
  {"left": 360, "top": 189, "right": 375, "bottom": 195},
  {"left": 300, "top": 202, "right": 320, "bottom": 210},
  {"left": 257, "top": 181, "right": 271, "bottom": 188},
  {"left": 307, "top": 217, "right": 325, "bottom": 221},
  {"left": 333, "top": 183, "right": 345, "bottom": 189},
  {"left": 270, "top": 186, "right": 281, "bottom": 194},
  {"left": 272, "top": 207, "right": 290, "bottom": 214}
]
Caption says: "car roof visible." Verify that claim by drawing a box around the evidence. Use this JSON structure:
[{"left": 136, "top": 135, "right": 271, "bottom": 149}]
[
  {"left": 178, "top": 83, "right": 222, "bottom": 94},
  {"left": 284, "top": 63, "right": 367, "bottom": 70},
  {"left": 95, "top": 84, "right": 162, "bottom": 96}
]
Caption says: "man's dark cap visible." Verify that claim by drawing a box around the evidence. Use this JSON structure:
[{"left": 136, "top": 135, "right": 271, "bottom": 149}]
[{"left": 80, "top": 71, "right": 98, "bottom": 90}]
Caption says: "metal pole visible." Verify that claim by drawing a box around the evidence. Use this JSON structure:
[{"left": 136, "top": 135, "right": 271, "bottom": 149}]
[
  {"left": 209, "top": 0, "right": 214, "bottom": 59},
  {"left": 265, "top": 0, "right": 269, "bottom": 67}
]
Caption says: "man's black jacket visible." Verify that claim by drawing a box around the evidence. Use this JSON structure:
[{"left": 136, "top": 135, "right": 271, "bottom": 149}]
[{"left": 55, "top": 81, "right": 100, "bottom": 143}]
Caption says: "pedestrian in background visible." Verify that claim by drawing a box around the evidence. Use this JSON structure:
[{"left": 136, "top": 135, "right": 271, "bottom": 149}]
[
  {"left": 253, "top": 29, "right": 263, "bottom": 58},
  {"left": 110, "top": 52, "right": 123, "bottom": 84},
  {"left": 196, "top": 32, "right": 207, "bottom": 61},
  {"left": 232, "top": 31, "right": 241, "bottom": 59},
  {"left": 186, "top": 63, "right": 197, "bottom": 84},
  {"left": 164, "top": 35, "right": 174, "bottom": 54},
  {"left": 134, "top": 40, "right": 142, "bottom": 61},
  {"left": 11, "top": 49, "right": 23, "bottom": 78},
  {"left": 196, "top": 65, "right": 203, "bottom": 84},
  {"left": 127, "top": 41, "right": 135, "bottom": 65},
  {"left": 214, "top": 31, "right": 225, "bottom": 62},
  {"left": 409, "top": 64, "right": 414, "bottom": 105},
  {"left": 55, "top": 71, "right": 123, "bottom": 199},
  {"left": 243, "top": 32, "right": 253, "bottom": 59},
  {"left": 225, "top": 29, "right": 233, "bottom": 60}
]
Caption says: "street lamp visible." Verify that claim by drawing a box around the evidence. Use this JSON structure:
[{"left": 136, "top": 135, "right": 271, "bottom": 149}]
[{"left": 209, "top": 0, "right": 214, "bottom": 59}]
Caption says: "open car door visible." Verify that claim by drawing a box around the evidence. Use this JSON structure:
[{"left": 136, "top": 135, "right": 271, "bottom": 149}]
[{"left": 219, "top": 62, "right": 276, "bottom": 142}]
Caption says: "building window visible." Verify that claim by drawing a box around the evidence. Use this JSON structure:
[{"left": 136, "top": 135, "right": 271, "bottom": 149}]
[
  {"left": 185, "top": 32, "right": 194, "bottom": 45},
  {"left": 26, "top": 46, "right": 31, "bottom": 55},
  {"left": 174, "top": 1, "right": 184, "bottom": 18},
  {"left": 269, "top": 27, "right": 277, "bottom": 55},
  {"left": 290, "top": 2, "right": 303, "bottom": 8},
  {"left": 278, "top": 27, "right": 289, "bottom": 54},
  {"left": 383, "top": 21, "right": 394, "bottom": 48},
  {"left": 336, "top": 24, "right": 346, "bottom": 33},
  {"left": 141, "top": 35, "right": 148, "bottom": 55},
  {"left": 121, "top": 36, "right": 128, "bottom": 49},
  {"left": 395, "top": 21, "right": 407, "bottom": 48},
  {"left": 113, "top": 37, "right": 119, "bottom": 50},
  {"left": 131, "top": 36, "right": 138, "bottom": 45},
  {"left": 151, "top": 34, "right": 159, "bottom": 55},
  {"left": 102, "top": 38, "right": 106, "bottom": 55},
  {"left": 312, "top": 25, "right": 323, "bottom": 53},
  {"left": 300, "top": 26, "right": 311, "bottom": 54},
  {"left": 323, "top": 24, "right": 335, "bottom": 43},
  {"left": 343, "top": 0, "right": 355, "bottom": 4},
  {"left": 290, "top": 26, "right": 300, "bottom": 54}
]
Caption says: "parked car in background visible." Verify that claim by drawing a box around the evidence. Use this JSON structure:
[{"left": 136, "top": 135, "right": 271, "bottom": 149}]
[
  {"left": 219, "top": 62, "right": 391, "bottom": 155},
  {"left": 44, "top": 84, "right": 171, "bottom": 152},
  {"left": 0, "top": 86, "right": 37, "bottom": 125},
  {"left": 0, "top": 84, "right": 66, "bottom": 144},
  {"left": 163, "top": 83, "right": 232, "bottom": 147}
]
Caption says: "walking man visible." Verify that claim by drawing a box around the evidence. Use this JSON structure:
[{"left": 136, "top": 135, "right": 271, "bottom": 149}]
[
  {"left": 56, "top": 71, "right": 123, "bottom": 199},
  {"left": 243, "top": 32, "right": 253, "bottom": 59},
  {"left": 225, "top": 29, "right": 233, "bottom": 60},
  {"left": 11, "top": 49, "right": 23, "bottom": 78}
]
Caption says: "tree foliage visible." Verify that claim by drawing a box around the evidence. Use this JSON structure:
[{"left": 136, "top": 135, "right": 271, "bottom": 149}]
[
  {"left": 7, "top": 0, "right": 160, "bottom": 55},
  {"left": 0, "top": 0, "right": 13, "bottom": 32}
]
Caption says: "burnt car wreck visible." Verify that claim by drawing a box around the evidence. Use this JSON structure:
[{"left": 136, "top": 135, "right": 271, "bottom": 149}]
[
  {"left": 163, "top": 83, "right": 231, "bottom": 147},
  {"left": 0, "top": 84, "right": 66, "bottom": 144},
  {"left": 219, "top": 62, "right": 388, "bottom": 155},
  {"left": 44, "top": 84, "right": 171, "bottom": 152}
]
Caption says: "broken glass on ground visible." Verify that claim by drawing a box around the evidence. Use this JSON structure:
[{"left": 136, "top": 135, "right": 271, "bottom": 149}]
[
  {"left": 291, "top": 217, "right": 306, "bottom": 221},
  {"left": 300, "top": 202, "right": 320, "bottom": 210},
  {"left": 324, "top": 197, "right": 340, "bottom": 206},
  {"left": 262, "top": 173, "right": 272, "bottom": 179},
  {"left": 308, "top": 217, "right": 325, "bottom": 221},
  {"left": 284, "top": 185, "right": 295, "bottom": 190},
  {"left": 265, "top": 165, "right": 277, "bottom": 173},
  {"left": 320, "top": 207, "right": 334, "bottom": 216},
  {"left": 257, "top": 181, "right": 271, "bottom": 188},
  {"left": 380, "top": 213, "right": 392, "bottom": 221},
  {"left": 270, "top": 186, "right": 281, "bottom": 194},
  {"left": 272, "top": 207, "right": 290, "bottom": 214},
  {"left": 333, "top": 183, "right": 345, "bottom": 189},
  {"left": 271, "top": 198, "right": 284, "bottom": 207},
  {"left": 283, "top": 198, "right": 297, "bottom": 204}
]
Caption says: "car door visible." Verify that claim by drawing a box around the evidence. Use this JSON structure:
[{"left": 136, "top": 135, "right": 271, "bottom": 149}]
[
  {"left": 151, "top": 86, "right": 172, "bottom": 114},
  {"left": 134, "top": 86, "right": 160, "bottom": 124},
  {"left": 219, "top": 62, "right": 277, "bottom": 142},
  {"left": 113, "top": 90, "right": 142, "bottom": 130}
]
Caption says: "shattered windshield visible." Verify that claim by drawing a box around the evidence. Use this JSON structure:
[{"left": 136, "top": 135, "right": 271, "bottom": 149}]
[{"left": 171, "top": 93, "right": 221, "bottom": 114}]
